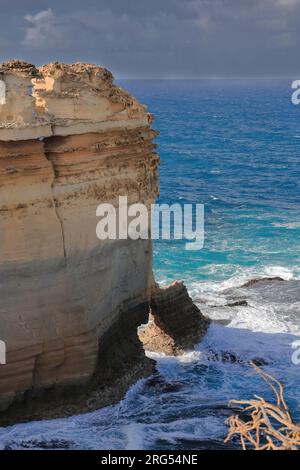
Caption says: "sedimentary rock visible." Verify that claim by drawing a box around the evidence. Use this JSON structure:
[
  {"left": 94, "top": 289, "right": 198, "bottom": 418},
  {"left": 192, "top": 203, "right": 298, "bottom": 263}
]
[
  {"left": 0, "top": 60, "right": 159, "bottom": 423},
  {"left": 0, "top": 60, "right": 209, "bottom": 424},
  {"left": 139, "top": 282, "right": 210, "bottom": 355}
]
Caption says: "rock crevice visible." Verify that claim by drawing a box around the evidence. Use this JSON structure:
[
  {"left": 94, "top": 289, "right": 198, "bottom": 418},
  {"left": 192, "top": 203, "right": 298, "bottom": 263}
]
[{"left": 44, "top": 145, "right": 68, "bottom": 266}]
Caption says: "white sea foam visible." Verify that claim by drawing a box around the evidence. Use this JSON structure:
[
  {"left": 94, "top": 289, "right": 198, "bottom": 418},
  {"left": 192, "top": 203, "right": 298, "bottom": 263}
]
[
  {"left": 264, "top": 266, "right": 294, "bottom": 280},
  {"left": 143, "top": 416, "right": 226, "bottom": 444},
  {"left": 124, "top": 423, "right": 145, "bottom": 450},
  {"left": 188, "top": 265, "right": 297, "bottom": 299},
  {"left": 198, "top": 323, "right": 298, "bottom": 363},
  {"left": 227, "top": 302, "right": 299, "bottom": 335},
  {"left": 272, "top": 222, "right": 300, "bottom": 229},
  {"left": 147, "top": 349, "right": 203, "bottom": 363}
]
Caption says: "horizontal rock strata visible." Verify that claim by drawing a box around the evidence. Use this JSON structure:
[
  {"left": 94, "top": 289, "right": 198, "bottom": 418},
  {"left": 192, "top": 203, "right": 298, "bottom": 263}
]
[{"left": 0, "top": 61, "right": 158, "bottom": 423}]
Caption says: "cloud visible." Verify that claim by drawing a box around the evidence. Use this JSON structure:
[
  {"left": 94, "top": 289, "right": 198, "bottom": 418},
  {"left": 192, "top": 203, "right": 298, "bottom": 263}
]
[
  {"left": 22, "top": 8, "right": 65, "bottom": 48},
  {"left": 1, "top": 0, "right": 299, "bottom": 77},
  {"left": 275, "top": 0, "right": 300, "bottom": 7},
  {"left": 193, "top": 15, "right": 212, "bottom": 32}
]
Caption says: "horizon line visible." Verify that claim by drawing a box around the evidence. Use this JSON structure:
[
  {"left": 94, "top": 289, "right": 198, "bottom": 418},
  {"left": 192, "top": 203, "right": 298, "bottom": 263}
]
[{"left": 116, "top": 76, "right": 299, "bottom": 80}]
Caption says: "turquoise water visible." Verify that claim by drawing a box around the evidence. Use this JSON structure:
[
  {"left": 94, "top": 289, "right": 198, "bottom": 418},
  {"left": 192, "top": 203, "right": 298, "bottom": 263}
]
[
  {"left": 0, "top": 80, "right": 299, "bottom": 450},
  {"left": 126, "top": 79, "right": 300, "bottom": 284}
]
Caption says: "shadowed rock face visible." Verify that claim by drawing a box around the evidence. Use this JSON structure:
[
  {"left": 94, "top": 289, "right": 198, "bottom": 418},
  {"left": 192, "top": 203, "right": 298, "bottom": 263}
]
[
  {"left": 139, "top": 282, "right": 210, "bottom": 355},
  {"left": 0, "top": 60, "right": 159, "bottom": 422}
]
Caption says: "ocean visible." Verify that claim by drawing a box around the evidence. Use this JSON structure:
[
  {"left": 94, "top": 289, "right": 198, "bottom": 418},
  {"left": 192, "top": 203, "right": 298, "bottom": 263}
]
[{"left": 0, "top": 79, "right": 299, "bottom": 450}]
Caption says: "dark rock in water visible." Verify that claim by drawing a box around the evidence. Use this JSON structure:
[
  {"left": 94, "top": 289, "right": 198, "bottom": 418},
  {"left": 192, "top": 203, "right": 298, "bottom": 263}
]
[
  {"left": 192, "top": 298, "right": 207, "bottom": 304},
  {"left": 146, "top": 374, "right": 184, "bottom": 393},
  {"left": 215, "top": 319, "right": 232, "bottom": 326},
  {"left": 209, "top": 299, "right": 248, "bottom": 308},
  {"left": 227, "top": 299, "right": 248, "bottom": 307},
  {"left": 206, "top": 349, "right": 269, "bottom": 366},
  {"left": 251, "top": 357, "right": 268, "bottom": 367},
  {"left": 241, "top": 277, "right": 284, "bottom": 288},
  {"left": 207, "top": 349, "right": 243, "bottom": 364}
]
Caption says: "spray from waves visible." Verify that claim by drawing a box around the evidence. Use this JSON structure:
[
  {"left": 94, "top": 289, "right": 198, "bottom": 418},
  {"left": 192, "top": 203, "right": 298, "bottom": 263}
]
[
  {"left": 124, "top": 422, "right": 145, "bottom": 450},
  {"left": 187, "top": 265, "right": 300, "bottom": 338},
  {"left": 157, "top": 266, "right": 300, "bottom": 301},
  {"left": 188, "top": 265, "right": 298, "bottom": 297}
]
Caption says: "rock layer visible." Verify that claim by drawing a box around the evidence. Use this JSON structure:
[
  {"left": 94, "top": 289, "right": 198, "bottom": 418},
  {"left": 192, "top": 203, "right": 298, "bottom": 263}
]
[{"left": 0, "top": 61, "right": 159, "bottom": 422}]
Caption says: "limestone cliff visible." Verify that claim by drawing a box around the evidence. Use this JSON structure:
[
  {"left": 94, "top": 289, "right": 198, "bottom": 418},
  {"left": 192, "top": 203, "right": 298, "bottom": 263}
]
[
  {"left": 0, "top": 61, "right": 209, "bottom": 425},
  {"left": 0, "top": 61, "right": 159, "bottom": 423}
]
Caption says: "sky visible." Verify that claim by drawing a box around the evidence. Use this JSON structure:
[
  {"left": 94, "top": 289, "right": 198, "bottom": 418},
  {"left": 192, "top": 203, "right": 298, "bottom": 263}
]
[{"left": 0, "top": 0, "right": 299, "bottom": 78}]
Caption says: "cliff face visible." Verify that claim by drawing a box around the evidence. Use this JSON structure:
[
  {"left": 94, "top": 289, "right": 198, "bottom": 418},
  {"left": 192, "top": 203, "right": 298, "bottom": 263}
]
[{"left": 0, "top": 61, "right": 159, "bottom": 422}]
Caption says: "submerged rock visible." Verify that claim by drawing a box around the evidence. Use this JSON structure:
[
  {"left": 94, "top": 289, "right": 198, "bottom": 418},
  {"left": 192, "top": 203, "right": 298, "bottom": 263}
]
[
  {"left": 206, "top": 349, "right": 269, "bottom": 366},
  {"left": 227, "top": 299, "right": 248, "bottom": 307},
  {"left": 146, "top": 374, "right": 184, "bottom": 393}
]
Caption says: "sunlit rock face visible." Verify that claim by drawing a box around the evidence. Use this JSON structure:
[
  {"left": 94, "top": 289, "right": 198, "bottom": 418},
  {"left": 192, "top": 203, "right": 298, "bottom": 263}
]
[{"left": 0, "top": 60, "right": 159, "bottom": 422}]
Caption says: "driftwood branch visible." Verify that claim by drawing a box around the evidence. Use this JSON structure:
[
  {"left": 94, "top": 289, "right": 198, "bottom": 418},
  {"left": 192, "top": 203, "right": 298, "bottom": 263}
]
[{"left": 225, "top": 362, "right": 300, "bottom": 450}]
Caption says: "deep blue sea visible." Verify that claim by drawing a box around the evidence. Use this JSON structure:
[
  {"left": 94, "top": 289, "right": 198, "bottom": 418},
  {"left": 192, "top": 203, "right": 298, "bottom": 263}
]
[{"left": 1, "top": 80, "right": 300, "bottom": 450}]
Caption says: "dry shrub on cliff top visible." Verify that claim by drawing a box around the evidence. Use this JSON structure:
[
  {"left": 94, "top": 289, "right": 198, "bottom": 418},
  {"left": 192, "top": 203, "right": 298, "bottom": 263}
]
[{"left": 225, "top": 363, "right": 300, "bottom": 450}]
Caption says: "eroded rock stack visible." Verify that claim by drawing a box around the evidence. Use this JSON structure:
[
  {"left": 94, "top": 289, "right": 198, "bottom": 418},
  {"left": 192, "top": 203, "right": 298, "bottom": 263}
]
[
  {"left": 139, "top": 282, "right": 210, "bottom": 355},
  {"left": 0, "top": 61, "right": 159, "bottom": 423}
]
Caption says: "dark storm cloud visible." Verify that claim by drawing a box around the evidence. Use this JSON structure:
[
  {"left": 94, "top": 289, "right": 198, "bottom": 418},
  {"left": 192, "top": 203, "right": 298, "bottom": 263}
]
[{"left": 0, "top": 0, "right": 299, "bottom": 77}]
